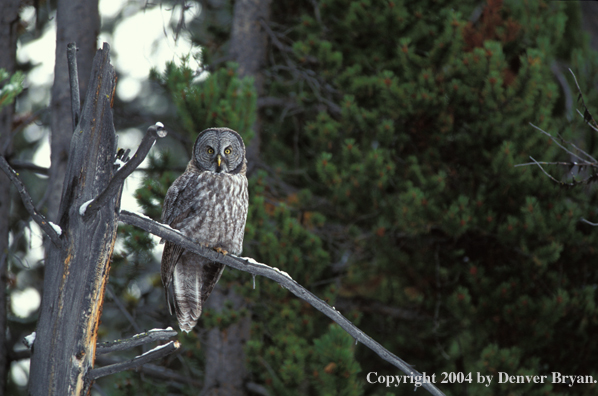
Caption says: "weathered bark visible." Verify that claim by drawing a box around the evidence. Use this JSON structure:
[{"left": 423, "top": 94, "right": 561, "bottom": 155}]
[
  {"left": 47, "top": 0, "right": 100, "bottom": 223},
  {"left": 200, "top": 2, "right": 272, "bottom": 395},
  {"left": 0, "top": 1, "right": 21, "bottom": 393},
  {"left": 28, "top": 44, "right": 118, "bottom": 396},
  {"left": 229, "top": 0, "right": 272, "bottom": 174}
]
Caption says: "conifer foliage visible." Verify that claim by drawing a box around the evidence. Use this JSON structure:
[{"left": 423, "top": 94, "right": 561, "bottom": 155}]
[
  {"left": 117, "top": 0, "right": 598, "bottom": 395},
  {"left": 255, "top": 0, "right": 597, "bottom": 395}
]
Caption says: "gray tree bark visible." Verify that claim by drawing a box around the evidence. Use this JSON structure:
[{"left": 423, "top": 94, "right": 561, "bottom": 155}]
[
  {"left": 28, "top": 44, "right": 119, "bottom": 396},
  {"left": 47, "top": 0, "right": 100, "bottom": 223},
  {"left": 0, "top": 1, "right": 22, "bottom": 393},
  {"left": 201, "top": 1, "right": 271, "bottom": 395}
]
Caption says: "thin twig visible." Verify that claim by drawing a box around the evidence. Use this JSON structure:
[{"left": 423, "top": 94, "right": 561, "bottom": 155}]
[
  {"left": 118, "top": 210, "right": 446, "bottom": 396},
  {"left": 7, "top": 159, "right": 50, "bottom": 175},
  {"left": 82, "top": 122, "right": 167, "bottom": 219},
  {"left": 562, "top": 131, "right": 598, "bottom": 163},
  {"left": 528, "top": 156, "right": 564, "bottom": 183},
  {"left": 1, "top": 110, "right": 44, "bottom": 155},
  {"left": 577, "top": 109, "right": 598, "bottom": 133},
  {"left": 529, "top": 123, "right": 586, "bottom": 163},
  {"left": 96, "top": 327, "right": 177, "bottom": 355},
  {"left": 569, "top": 68, "right": 598, "bottom": 130},
  {"left": 527, "top": 156, "right": 583, "bottom": 187},
  {"left": 88, "top": 340, "right": 180, "bottom": 380},
  {"left": 104, "top": 286, "right": 144, "bottom": 336},
  {"left": 67, "top": 42, "right": 81, "bottom": 130},
  {"left": 94, "top": 354, "right": 202, "bottom": 387},
  {"left": 527, "top": 156, "right": 598, "bottom": 186},
  {"left": 515, "top": 160, "right": 597, "bottom": 168},
  {"left": 259, "top": 19, "right": 293, "bottom": 53},
  {"left": 0, "top": 156, "right": 61, "bottom": 247}
]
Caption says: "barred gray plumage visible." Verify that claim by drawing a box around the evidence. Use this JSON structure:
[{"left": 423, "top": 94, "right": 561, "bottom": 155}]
[{"left": 161, "top": 127, "right": 248, "bottom": 332}]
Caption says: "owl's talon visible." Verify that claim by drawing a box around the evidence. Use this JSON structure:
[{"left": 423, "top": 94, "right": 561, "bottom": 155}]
[{"left": 214, "top": 247, "right": 228, "bottom": 255}]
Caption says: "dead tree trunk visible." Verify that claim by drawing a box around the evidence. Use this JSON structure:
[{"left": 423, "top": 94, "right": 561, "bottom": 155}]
[
  {"left": 28, "top": 43, "right": 119, "bottom": 396},
  {"left": 47, "top": 0, "right": 100, "bottom": 224},
  {"left": 0, "top": 1, "right": 23, "bottom": 393}
]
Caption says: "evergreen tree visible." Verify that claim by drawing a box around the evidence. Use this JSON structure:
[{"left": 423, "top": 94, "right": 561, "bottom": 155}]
[
  {"left": 245, "top": 0, "right": 598, "bottom": 395},
  {"left": 117, "top": 0, "right": 598, "bottom": 395},
  {"left": 20, "top": 0, "right": 596, "bottom": 395}
]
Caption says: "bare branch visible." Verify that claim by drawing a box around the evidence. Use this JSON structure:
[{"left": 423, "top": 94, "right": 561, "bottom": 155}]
[
  {"left": 8, "top": 159, "right": 49, "bottom": 175},
  {"left": 569, "top": 68, "right": 598, "bottom": 130},
  {"left": 6, "top": 161, "right": 185, "bottom": 176},
  {"left": 15, "top": 329, "right": 182, "bottom": 382},
  {"left": 514, "top": 160, "right": 597, "bottom": 168},
  {"left": 105, "top": 286, "right": 143, "bottom": 334},
  {"left": 528, "top": 156, "right": 566, "bottom": 184},
  {"left": 577, "top": 109, "right": 598, "bottom": 134},
  {"left": 67, "top": 42, "right": 81, "bottom": 130},
  {"left": 259, "top": 18, "right": 293, "bottom": 54},
  {"left": 88, "top": 340, "right": 180, "bottom": 380},
  {"left": 118, "top": 210, "right": 446, "bottom": 396},
  {"left": 528, "top": 156, "right": 598, "bottom": 186},
  {"left": 0, "top": 156, "right": 62, "bottom": 247},
  {"left": 580, "top": 218, "right": 598, "bottom": 227},
  {"left": 561, "top": 126, "right": 598, "bottom": 163},
  {"left": 82, "top": 122, "right": 167, "bottom": 219},
  {"left": 529, "top": 123, "right": 587, "bottom": 163},
  {"left": 526, "top": 156, "right": 598, "bottom": 188},
  {"left": 94, "top": 354, "right": 202, "bottom": 387},
  {"left": 96, "top": 327, "right": 177, "bottom": 355}
]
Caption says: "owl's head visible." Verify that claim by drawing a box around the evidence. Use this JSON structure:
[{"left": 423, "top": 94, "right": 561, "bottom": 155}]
[{"left": 192, "top": 127, "right": 246, "bottom": 174}]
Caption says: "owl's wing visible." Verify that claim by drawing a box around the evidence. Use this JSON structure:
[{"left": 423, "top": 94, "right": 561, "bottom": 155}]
[
  {"left": 161, "top": 171, "right": 200, "bottom": 226},
  {"left": 161, "top": 240, "right": 184, "bottom": 314},
  {"left": 160, "top": 171, "right": 201, "bottom": 313}
]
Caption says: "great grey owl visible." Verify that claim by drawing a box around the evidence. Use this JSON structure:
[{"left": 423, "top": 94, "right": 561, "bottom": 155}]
[{"left": 161, "top": 127, "right": 248, "bottom": 332}]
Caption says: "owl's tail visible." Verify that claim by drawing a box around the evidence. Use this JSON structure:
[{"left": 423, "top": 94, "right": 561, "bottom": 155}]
[{"left": 171, "top": 254, "right": 225, "bottom": 333}]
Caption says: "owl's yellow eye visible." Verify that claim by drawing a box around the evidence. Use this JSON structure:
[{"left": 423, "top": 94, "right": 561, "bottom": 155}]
[
  {"left": 224, "top": 147, "right": 232, "bottom": 155},
  {"left": 207, "top": 147, "right": 214, "bottom": 154}
]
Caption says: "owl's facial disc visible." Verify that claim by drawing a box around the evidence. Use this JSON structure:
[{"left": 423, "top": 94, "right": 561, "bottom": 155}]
[{"left": 193, "top": 128, "right": 245, "bottom": 174}]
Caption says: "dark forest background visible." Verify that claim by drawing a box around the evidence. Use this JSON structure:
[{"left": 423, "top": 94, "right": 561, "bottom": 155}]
[{"left": 3, "top": 0, "right": 598, "bottom": 395}]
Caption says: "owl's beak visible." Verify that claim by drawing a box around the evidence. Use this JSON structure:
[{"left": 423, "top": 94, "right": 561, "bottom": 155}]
[{"left": 217, "top": 154, "right": 222, "bottom": 168}]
